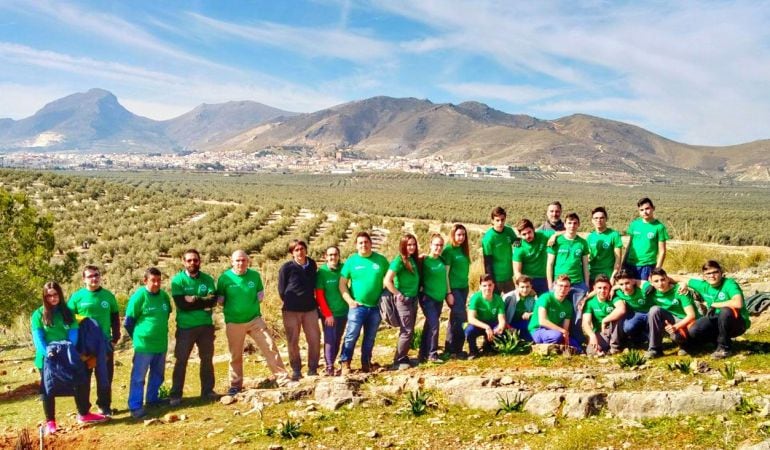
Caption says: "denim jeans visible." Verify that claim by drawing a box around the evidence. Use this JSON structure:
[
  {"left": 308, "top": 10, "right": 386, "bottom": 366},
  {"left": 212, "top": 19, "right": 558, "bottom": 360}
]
[
  {"left": 685, "top": 308, "right": 746, "bottom": 351},
  {"left": 531, "top": 278, "right": 549, "bottom": 295},
  {"left": 86, "top": 349, "right": 113, "bottom": 413},
  {"left": 170, "top": 325, "right": 215, "bottom": 399},
  {"left": 128, "top": 351, "right": 166, "bottom": 411},
  {"left": 339, "top": 305, "right": 382, "bottom": 365},
  {"left": 322, "top": 316, "right": 347, "bottom": 373},
  {"left": 508, "top": 319, "right": 533, "bottom": 341},
  {"left": 444, "top": 288, "right": 468, "bottom": 354},
  {"left": 569, "top": 281, "right": 588, "bottom": 343},
  {"left": 419, "top": 296, "right": 443, "bottom": 360},
  {"left": 621, "top": 310, "right": 649, "bottom": 346},
  {"left": 624, "top": 264, "right": 655, "bottom": 281},
  {"left": 531, "top": 327, "right": 581, "bottom": 349},
  {"left": 464, "top": 319, "right": 498, "bottom": 353}
]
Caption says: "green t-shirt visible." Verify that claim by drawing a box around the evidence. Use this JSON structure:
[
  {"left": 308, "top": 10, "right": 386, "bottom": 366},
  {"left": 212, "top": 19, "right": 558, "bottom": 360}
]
[
  {"left": 481, "top": 226, "right": 517, "bottom": 283},
  {"left": 626, "top": 218, "right": 669, "bottom": 266},
  {"left": 31, "top": 307, "right": 79, "bottom": 369},
  {"left": 614, "top": 286, "right": 651, "bottom": 313},
  {"left": 422, "top": 255, "right": 448, "bottom": 302},
  {"left": 513, "top": 293, "right": 537, "bottom": 322},
  {"left": 643, "top": 281, "right": 695, "bottom": 320},
  {"left": 316, "top": 264, "right": 348, "bottom": 318},
  {"left": 340, "top": 252, "right": 389, "bottom": 308},
  {"left": 528, "top": 292, "right": 574, "bottom": 331},
  {"left": 67, "top": 287, "right": 119, "bottom": 340},
  {"left": 171, "top": 270, "right": 216, "bottom": 329},
  {"left": 125, "top": 287, "right": 171, "bottom": 354},
  {"left": 442, "top": 244, "right": 470, "bottom": 289},
  {"left": 547, "top": 235, "right": 590, "bottom": 284},
  {"left": 687, "top": 278, "right": 750, "bottom": 329},
  {"left": 583, "top": 297, "right": 623, "bottom": 333},
  {"left": 389, "top": 256, "right": 420, "bottom": 298},
  {"left": 468, "top": 291, "right": 505, "bottom": 323},
  {"left": 217, "top": 268, "right": 264, "bottom": 324},
  {"left": 512, "top": 231, "right": 549, "bottom": 279},
  {"left": 587, "top": 228, "right": 623, "bottom": 279}
]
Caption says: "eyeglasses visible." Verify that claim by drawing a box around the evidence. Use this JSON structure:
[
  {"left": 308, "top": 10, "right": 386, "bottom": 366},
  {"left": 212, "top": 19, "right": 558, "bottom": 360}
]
[
  {"left": 703, "top": 271, "right": 721, "bottom": 277},
  {"left": 85, "top": 273, "right": 101, "bottom": 279},
  {"left": 184, "top": 258, "right": 200, "bottom": 263}
]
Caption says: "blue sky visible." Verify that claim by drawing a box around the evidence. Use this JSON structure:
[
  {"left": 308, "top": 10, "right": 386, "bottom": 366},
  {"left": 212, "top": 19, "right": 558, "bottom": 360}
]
[{"left": 1, "top": 0, "right": 769, "bottom": 145}]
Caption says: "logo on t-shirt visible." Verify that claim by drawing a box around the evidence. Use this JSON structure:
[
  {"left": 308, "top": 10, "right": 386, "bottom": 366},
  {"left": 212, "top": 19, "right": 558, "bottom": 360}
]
[
  {"left": 198, "top": 285, "right": 209, "bottom": 295},
  {"left": 672, "top": 299, "right": 679, "bottom": 305},
  {"left": 248, "top": 281, "right": 255, "bottom": 289},
  {"left": 718, "top": 292, "right": 726, "bottom": 300},
  {"left": 646, "top": 232, "right": 655, "bottom": 239},
  {"left": 372, "top": 264, "right": 381, "bottom": 270},
  {"left": 100, "top": 301, "right": 109, "bottom": 309},
  {"left": 559, "top": 312, "right": 566, "bottom": 319},
  {"left": 162, "top": 303, "right": 169, "bottom": 311},
  {"left": 602, "top": 242, "right": 610, "bottom": 249}
]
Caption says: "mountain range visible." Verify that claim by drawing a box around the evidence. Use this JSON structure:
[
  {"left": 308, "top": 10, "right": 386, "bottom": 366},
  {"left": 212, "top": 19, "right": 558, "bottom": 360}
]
[{"left": 1, "top": 88, "right": 767, "bottom": 179}]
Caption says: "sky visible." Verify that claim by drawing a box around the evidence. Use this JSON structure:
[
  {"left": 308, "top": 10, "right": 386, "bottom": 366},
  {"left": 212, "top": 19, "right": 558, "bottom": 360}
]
[{"left": 1, "top": 0, "right": 769, "bottom": 146}]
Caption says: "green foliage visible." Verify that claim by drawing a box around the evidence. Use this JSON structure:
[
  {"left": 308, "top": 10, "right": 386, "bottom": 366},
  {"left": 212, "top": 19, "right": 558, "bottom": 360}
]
[
  {"left": 492, "top": 329, "right": 531, "bottom": 355},
  {"left": 617, "top": 349, "right": 647, "bottom": 369},
  {"left": 410, "top": 328, "right": 423, "bottom": 351},
  {"left": 737, "top": 397, "right": 759, "bottom": 415},
  {"left": 262, "top": 419, "right": 305, "bottom": 439},
  {"left": 157, "top": 384, "right": 170, "bottom": 400},
  {"left": 720, "top": 362, "right": 737, "bottom": 380},
  {"left": 405, "top": 388, "right": 432, "bottom": 416},
  {"left": 495, "top": 394, "right": 525, "bottom": 415},
  {"left": 666, "top": 359, "right": 692, "bottom": 375}
]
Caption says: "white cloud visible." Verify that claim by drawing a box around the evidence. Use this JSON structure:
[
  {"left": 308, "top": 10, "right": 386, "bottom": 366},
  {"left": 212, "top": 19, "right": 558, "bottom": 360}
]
[
  {"left": 0, "top": 83, "right": 71, "bottom": 119},
  {"left": 440, "top": 82, "right": 561, "bottom": 105}
]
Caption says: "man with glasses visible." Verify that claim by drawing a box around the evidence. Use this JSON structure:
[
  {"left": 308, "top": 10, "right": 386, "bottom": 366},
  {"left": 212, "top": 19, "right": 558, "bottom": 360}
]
[
  {"left": 586, "top": 207, "right": 623, "bottom": 287},
  {"left": 68, "top": 265, "right": 120, "bottom": 416},
  {"left": 676, "top": 260, "right": 750, "bottom": 359},
  {"left": 169, "top": 249, "right": 219, "bottom": 406}
]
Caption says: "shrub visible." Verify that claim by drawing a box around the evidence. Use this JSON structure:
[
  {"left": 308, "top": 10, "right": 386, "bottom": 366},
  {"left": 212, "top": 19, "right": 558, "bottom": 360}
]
[{"left": 617, "top": 349, "right": 647, "bottom": 369}]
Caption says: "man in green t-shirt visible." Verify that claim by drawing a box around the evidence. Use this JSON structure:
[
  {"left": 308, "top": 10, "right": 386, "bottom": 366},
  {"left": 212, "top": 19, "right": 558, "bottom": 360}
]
[
  {"left": 613, "top": 269, "right": 652, "bottom": 348},
  {"left": 587, "top": 207, "right": 623, "bottom": 284},
  {"left": 218, "top": 250, "right": 288, "bottom": 395},
  {"left": 624, "top": 197, "right": 669, "bottom": 281},
  {"left": 504, "top": 275, "right": 537, "bottom": 341},
  {"left": 465, "top": 274, "right": 506, "bottom": 357},
  {"left": 676, "top": 260, "right": 750, "bottom": 359},
  {"left": 68, "top": 264, "right": 119, "bottom": 416},
  {"left": 581, "top": 275, "right": 626, "bottom": 355},
  {"left": 124, "top": 267, "right": 172, "bottom": 419},
  {"left": 512, "top": 219, "right": 550, "bottom": 294},
  {"left": 481, "top": 206, "right": 517, "bottom": 293},
  {"left": 338, "top": 231, "right": 389, "bottom": 374},
  {"left": 529, "top": 275, "right": 580, "bottom": 351},
  {"left": 315, "top": 246, "right": 348, "bottom": 375},
  {"left": 645, "top": 268, "right": 697, "bottom": 359},
  {"left": 546, "top": 212, "right": 589, "bottom": 338},
  {"left": 169, "top": 249, "right": 219, "bottom": 406}
]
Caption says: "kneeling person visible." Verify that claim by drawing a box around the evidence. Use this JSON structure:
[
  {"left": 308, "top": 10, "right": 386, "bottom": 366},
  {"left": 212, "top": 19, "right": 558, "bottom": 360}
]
[
  {"left": 465, "top": 275, "right": 506, "bottom": 357},
  {"left": 504, "top": 275, "right": 536, "bottom": 341},
  {"left": 582, "top": 275, "right": 626, "bottom": 355},
  {"left": 646, "top": 268, "right": 697, "bottom": 358},
  {"left": 528, "top": 275, "right": 580, "bottom": 350}
]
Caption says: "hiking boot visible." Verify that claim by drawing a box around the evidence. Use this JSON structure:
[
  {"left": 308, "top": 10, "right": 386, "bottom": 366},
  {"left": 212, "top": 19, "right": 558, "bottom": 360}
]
[
  {"left": 227, "top": 386, "right": 242, "bottom": 396},
  {"left": 467, "top": 351, "right": 480, "bottom": 360},
  {"left": 97, "top": 407, "right": 113, "bottom": 418},
  {"left": 677, "top": 348, "right": 689, "bottom": 356},
  {"left": 169, "top": 397, "right": 182, "bottom": 407},
  {"left": 307, "top": 369, "right": 319, "bottom": 377},
  {"left": 340, "top": 361, "right": 351, "bottom": 376},
  {"left": 644, "top": 350, "right": 663, "bottom": 359},
  {"left": 45, "top": 420, "right": 57, "bottom": 435},
  {"left": 202, "top": 392, "right": 221, "bottom": 402},
  {"left": 290, "top": 371, "right": 302, "bottom": 381},
  {"left": 78, "top": 412, "right": 108, "bottom": 424},
  {"left": 428, "top": 356, "right": 444, "bottom": 364},
  {"left": 361, "top": 361, "right": 371, "bottom": 373},
  {"left": 129, "top": 408, "right": 147, "bottom": 420},
  {"left": 712, "top": 348, "right": 731, "bottom": 359}
]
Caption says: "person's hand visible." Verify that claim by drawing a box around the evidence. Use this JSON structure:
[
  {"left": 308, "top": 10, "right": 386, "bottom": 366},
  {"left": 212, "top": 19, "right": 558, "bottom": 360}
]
[
  {"left": 512, "top": 238, "right": 522, "bottom": 248},
  {"left": 324, "top": 316, "right": 335, "bottom": 327},
  {"left": 485, "top": 327, "right": 495, "bottom": 342},
  {"left": 664, "top": 320, "right": 676, "bottom": 334},
  {"left": 446, "top": 292, "right": 454, "bottom": 307},
  {"left": 395, "top": 292, "right": 405, "bottom": 302},
  {"left": 588, "top": 334, "right": 599, "bottom": 352},
  {"left": 493, "top": 324, "right": 505, "bottom": 335},
  {"left": 601, "top": 318, "right": 612, "bottom": 330},
  {"left": 677, "top": 284, "right": 689, "bottom": 295},
  {"left": 561, "top": 329, "right": 570, "bottom": 345}
]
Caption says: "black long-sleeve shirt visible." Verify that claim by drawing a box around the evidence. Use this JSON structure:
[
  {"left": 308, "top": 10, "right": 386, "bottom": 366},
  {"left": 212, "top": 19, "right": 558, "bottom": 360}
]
[{"left": 277, "top": 258, "right": 318, "bottom": 312}]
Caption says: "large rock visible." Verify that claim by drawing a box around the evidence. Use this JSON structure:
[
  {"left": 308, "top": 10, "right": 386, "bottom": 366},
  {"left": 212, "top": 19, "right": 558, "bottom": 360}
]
[
  {"left": 606, "top": 391, "right": 742, "bottom": 419},
  {"left": 523, "top": 392, "right": 564, "bottom": 416},
  {"left": 315, "top": 378, "right": 365, "bottom": 410},
  {"left": 561, "top": 392, "right": 606, "bottom": 419},
  {"left": 461, "top": 389, "right": 532, "bottom": 411}
]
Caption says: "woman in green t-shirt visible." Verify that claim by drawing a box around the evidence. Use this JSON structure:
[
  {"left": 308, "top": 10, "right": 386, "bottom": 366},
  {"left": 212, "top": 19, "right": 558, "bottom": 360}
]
[
  {"left": 442, "top": 223, "right": 471, "bottom": 357},
  {"left": 418, "top": 234, "right": 453, "bottom": 363},
  {"left": 384, "top": 234, "right": 420, "bottom": 370}
]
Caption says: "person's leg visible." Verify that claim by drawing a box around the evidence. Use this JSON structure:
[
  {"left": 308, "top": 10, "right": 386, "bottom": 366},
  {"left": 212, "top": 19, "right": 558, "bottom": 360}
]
[
  {"left": 481, "top": 320, "right": 498, "bottom": 353},
  {"left": 145, "top": 353, "right": 166, "bottom": 405},
  {"left": 607, "top": 321, "right": 622, "bottom": 353},
  {"left": 248, "top": 317, "right": 288, "bottom": 378},
  {"left": 622, "top": 311, "right": 649, "bottom": 346},
  {"left": 394, "top": 296, "right": 417, "bottom": 364},
  {"left": 444, "top": 288, "right": 468, "bottom": 354},
  {"left": 511, "top": 320, "right": 532, "bottom": 341},
  {"left": 637, "top": 265, "right": 655, "bottom": 281},
  {"left": 339, "top": 306, "right": 365, "bottom": 364},
  {"left": 39, "top": 370, "right": 55, "bottom": 421},
  {"left": 717, "top": 308, "right": 747, "bottom": 352},
  {"left": 420, "top": 297, "right": 442, "bottom": 360},
  {"left": 322, "top": 320, "right": 336, "bottom": 374},
  {"left": 622, "top": 264, "right": 641, "bottom": 281},
  {"left": 532, "top": 328, "right": 565, "bottom": 344},
  {"left": 170, "top": 327, "right": 196, "bottom": 400},
  {"left": 531, "top": 278, "right": 549, "bottom": 295},
  {"left": 225, "top": 322, "right": 247, "bottom": 390},
  {"left": 569, "top": 282, "right": 588, "bottom": 343},
  {"left": 128, "top": 352, "right": 152, "bottom": 411},
  {"left": 331, "top": 317, "right": 347, "bottom": 369},
  {"left": 647, "top": 306, "right": 675, "bottom": 354},
  {"left": 360, "top": 306, "right": 382, "bottom": 368},
  {"left": 95, "top": 349, "right": 114, "bottom": 413},
  {"left": 301, "top": 310, "right": 322, "bottom": 374},
  {"left": 282, "top": 310, "right": 303, "bottom": 376},
  {"left": 197, "top": 325, "right": 216, "bottom": 396},
  {"left": 73, "top": 380, "right": 91, "bottom": 416},
  {"left": 464, "top": 324, "right": 484, "bottom": 354}
]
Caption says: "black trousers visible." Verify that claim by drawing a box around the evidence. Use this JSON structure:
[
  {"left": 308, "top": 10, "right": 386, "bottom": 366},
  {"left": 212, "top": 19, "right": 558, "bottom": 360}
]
[
  {"left": 39, "top": 370, "right": 90, "bottom": 421},
  {"left": 170, "top": 325, "right": 216, "bottom": 398},
  {"left": 684, "top": 308, "right": 746, "bottom": 351}
]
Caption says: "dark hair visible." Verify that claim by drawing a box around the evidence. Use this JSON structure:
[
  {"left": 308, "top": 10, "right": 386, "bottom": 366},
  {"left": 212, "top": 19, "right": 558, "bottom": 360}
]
[
  {"left": 288, "top": 239, "right": 307, "bottom": 254},
  {"left": 449, "top": 223, "right": 470, "bottom": 258},
  {"left": 593, "top": 274, "right": 612, "bottom": 285},
  {"left": 82, "top": 265, "right": 100, "bottom": 277},
  {"left": 398, "top": 234, "right": 418, "bottom": 273},
  {"left": 515, "top": 218, "right": 534, "bottom": 233},
  {"left": 479, "top": 274, "right": 495, "bottom": 284},
  {"left": 145, "top": 267, "right": 162, "bottom": 278},
  {"left": 637, "top": 197, "right": 654, "bottom": 208},
  {"left": 547, "top": 201, "right": 562, "bottom": 210},
  {"left": 355, "top": 231, "right": 372, "bottom": 243},
  {"left": 490, "top": 206, "right": 506, "bottom": 220},
  {"left": 614, "top": 268, "right": 635, "bottom": 282},
  {"left": 515, "top": 275, "right": 532, "bottom": 284},
  {"left": 565, "top": 212, "right": 580, "bottom": 222},
  {"left": 650, "top": 267, "right": 668, "bottom": 278},
  {"left": 183, "top": 248, "right": 200, "bottom": 259},
  {"left": 590, "top": 206, "right": 608, "bottom": 220},
  {"left": 325, "top": 245, "right": 340, "bottom": 255},
  {"left": 702, "top": 260, "right": 723, "bottom": 273},
  {"left": 42, "top": 281, "right": 73, "bottom": 327}
]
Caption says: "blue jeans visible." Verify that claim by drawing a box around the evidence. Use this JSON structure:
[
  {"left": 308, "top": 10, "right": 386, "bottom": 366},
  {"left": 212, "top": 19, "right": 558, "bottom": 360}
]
[
  {"left": 322, "top": 316, "right": 347, "bottom": 374},
  {"left": 569, "top": 281, "right": 588, "bottom": 343},
  {"left": 622, "top": 310, "right": 649, "bottom": 346},
  {"left": 624, "top": 264, "right": 655, "bottom": 281},
  {"left": 531, "top": 277, "right": 549, "bottom": 295},
  {"left": 339, "top": 305, "right": 381, "bottom": 365},
  {"left": 508, "top": 319, "right": 533, "bottom": 341},
  {"left": 531, "top": 327, "right": 581, "bottom": 350},
  {"left": 128, "top": 351, "right": 166, "bottom": 411},
  {"left": 444, "top": 288, "right": 468, "bottom": 354},
  {"left": 419, "top": 296, "right": 443, "bottom": 360},
  {"left": 465, "top": 319, "right": 498, "bottom": 353}
]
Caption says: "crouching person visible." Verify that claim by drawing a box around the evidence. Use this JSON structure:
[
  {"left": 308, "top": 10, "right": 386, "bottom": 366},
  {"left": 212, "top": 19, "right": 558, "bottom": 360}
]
[
  {"left": 646, "top": 268, "right": 697, "bottom": 359},
  {"left": 504, "top": 275, "right": 536, "bottom": 341},
  {"left": 465, "top": 275, "right": 507, "bottom": 358},
  {"left": 528, "top": 275, "right": 581, "bottom": 350},
  {"left": 581, "top": 275, "right": 625, "bottom": 356},
  {"left": 125, "top": 267, "right": 172, "bottom": 419}
]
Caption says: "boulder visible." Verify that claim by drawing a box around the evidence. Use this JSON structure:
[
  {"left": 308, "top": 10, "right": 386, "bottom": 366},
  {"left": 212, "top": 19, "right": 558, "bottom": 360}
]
[
  {"left": 524, "top": 392, "right": 564, "bottom": 416},
  {"left": 315, "top": 378, "right": 364, "bottom": 410},
  {"left": 461, "top": 389, "right": 532, "bottom": 411},
  {"left": 606, "top": 391, "right": 742, "bottom": 419},
  {"left": 561, "top": 392, "right": 607, "bottom": 419}
]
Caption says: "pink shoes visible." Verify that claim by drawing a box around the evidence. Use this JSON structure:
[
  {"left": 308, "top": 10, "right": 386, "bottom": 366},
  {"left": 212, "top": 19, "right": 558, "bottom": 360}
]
[
  {"left": 45, "top": 420, "right": 57, "bottom": 435},
  {"left": 77, "top": 412, "right": 108, "bottom": 424}
]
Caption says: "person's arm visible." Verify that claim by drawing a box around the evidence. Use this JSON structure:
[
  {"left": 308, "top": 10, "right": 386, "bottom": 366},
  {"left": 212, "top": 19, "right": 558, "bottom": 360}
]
[
  {"left": 468, "top": 309, "right": 494, "bottom": 342},
  {"left": 110, "top": 312, "right": 121, "bottom": 344},
  {"left": 172, "top": 294, "right": 216, "bottom": 311},
  {"left": 384, "top": 269, "right": 401, "bottom": 297},
  {"left": 339, "top": 276, "right": 357, "bottom": 308},
  {"left": 537, "top": 306, "right": 565, "bottom": 334},
  {"left": 124, "top": 316, "right": 136, "bottom": 338},
  {"left": 67, "top": 328, "right": 79, "bottom": 346},
  {"left": 602, "top": 301, "right": 626, "bottom": 324},
  {"left": 315, "top": 288, "right": 334, "bottom": 326},
  {"left": 546, "top": 253, "right": 555, "bottom": 289},
  {"left": 257, "top": 290, "right": 264, "bottom": 302},
  {"left": 656, "top": 241, "right": 666, "bottom": 269},
  {"left": 444, "top": 266, "right": 454, "bottom": 307},
  {"left": 483, "top": 255, "right": 495, "bottom": 279},
  {"left": 512, "top": 261, "right": 523, "bottom": 280},
  {"left": 277, "top": 264, "right": 288, "bottom": 301},
  {"left": 581, "top": 311, "right": 598, "bottom": 351},
  {"left": 32, "top": 329, "right": 47, "bottom": 355},
  {"left": 581, "top": 254, "right": 589, "bottom": 287},
  {"left": 611, "top": 247, "right": 623, "bottom": 281},
  {"left": 715, "top": 293, "right": 743, "bottom": 310},
  {"left": 665, "top": 305, "right": 696, "bottom": 334},
  {"left": 494, "top": 313, "right": 506, "bottom": 334}
]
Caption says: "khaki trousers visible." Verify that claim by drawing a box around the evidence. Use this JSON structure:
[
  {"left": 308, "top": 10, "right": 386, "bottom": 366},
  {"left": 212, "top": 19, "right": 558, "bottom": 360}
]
[
  {"left": 225, "top": 316, "right": 287, "bottom": 388},
  {"left": 282, "top": 310, "right": 321, "bottom": 374}
]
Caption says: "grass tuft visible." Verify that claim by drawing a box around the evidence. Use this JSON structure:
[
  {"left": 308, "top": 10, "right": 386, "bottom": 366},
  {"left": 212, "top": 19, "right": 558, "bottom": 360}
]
[
  {"left": 492, "top": 329, "right": 531, "bottom": 355},
  {"left": 617, "top": 349, "right": 647, "bottom": 369},
  {"left": 495, "top": 394, "right": 525, "bottom": 415},
  {"left": 666, "top": 359, "right": 692, "bottom": 375}
]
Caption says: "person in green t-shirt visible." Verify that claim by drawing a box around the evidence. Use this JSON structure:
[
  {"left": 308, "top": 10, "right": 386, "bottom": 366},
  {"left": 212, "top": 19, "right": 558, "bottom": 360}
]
[
  {"left": 124, "top": 267, "right": 172, "bottom": 418},
  {"left": 587, "top": 207, "right": 623, "bottom": 284},
  {"left": 169, "top": 249, "right": 219, "bottom": 406},
  {"left": 624, "top": 197, "right": 669, "bottom": 281},
  {"left": 315, "top": 246, "right": 348, "bottom": 376},
  {"left": 529, "top": 275, "right": 580, "bottom": 351},
  {"left": 32, "top": 281, "right": 106, "bottom": 434},
  {"left": 67, "top": 264, "right": 119, "bottom": 417},
  {"left": 645, "top": 268, "right": 697, "bottom": 359},
  {"left": 675, "top": 260, "right": 749, "bottom": 359},
  {"left": 512, "top": 219, "right": 550, "bottom": 294},
  {"left": 418, "top": 233, "right": 453, "bottom": 363},
  {"left": 613, "top": 268, "right": 652, "bottom": 348},
  {"left": 504, "top": 275, "right": 537, "bottom": 341},
  {"left": 442, "top": 223, "right": 471, "bottom": 357},
  {"left": 481, "top": 206, "right": 517, "bottom": 293},
  {"left": 339, "top": 232, "right": 390, "bottom": 374},
  {"left": 218, "top": 250, "right": 289, "bottom": 394},
  {"left": 465, "top": 274, "right": 506, "bottom": 357},
  {"left": 581, "top": 275, "right": 626, "bottom": 355},
  {"left": 384, "top": 234, "right": 420, "bottom": 369}
]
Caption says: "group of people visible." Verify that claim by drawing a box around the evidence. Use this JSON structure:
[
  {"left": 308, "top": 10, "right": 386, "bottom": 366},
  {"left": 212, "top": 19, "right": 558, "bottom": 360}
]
[{"left": 31, "top": 197, "right": 751, "bottom": 433}]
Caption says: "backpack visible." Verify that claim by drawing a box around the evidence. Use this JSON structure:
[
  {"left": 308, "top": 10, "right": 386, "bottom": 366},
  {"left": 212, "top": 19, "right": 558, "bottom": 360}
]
[
  {"left": 43, "top": 341, "right": 87, "bottom": 396},
  {"left": 378, "top": 290, "right": 400, "bottom": 328},
  {"left": 76, "top": 317, "right": 110, "bottom": 388}
]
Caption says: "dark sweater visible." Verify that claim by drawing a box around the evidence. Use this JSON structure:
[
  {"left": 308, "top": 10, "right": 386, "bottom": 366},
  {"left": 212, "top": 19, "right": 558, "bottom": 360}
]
[{"left": 277, "top": 258, "right": 318, "bottom": 312}]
